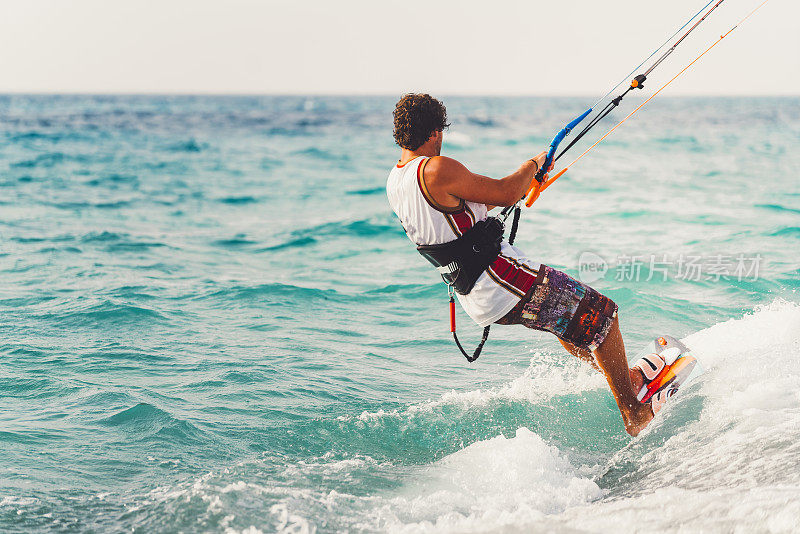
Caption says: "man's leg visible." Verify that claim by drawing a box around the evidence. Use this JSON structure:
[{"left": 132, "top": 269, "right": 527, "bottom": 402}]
[
  {"left": 559, "top": 329, "right": 651, "bottom": 436},
  {"left": 501, "top": 264, "right": 652, "bottom": 435},
  {"left": 558, "top": 339, "right": 600, "bottom": 371},
  {"left": 560, "top": 332, "right": 646, "bottom": 392},
  {"left": 590, "top": 317, "right": 652, "bottom": 436}
]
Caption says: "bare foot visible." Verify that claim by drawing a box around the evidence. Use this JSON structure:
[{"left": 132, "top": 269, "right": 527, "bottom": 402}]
[
  {"left": 623, "top": 405, "right": 654, "bottom": 437},
  {"left": 622, "top": 368, "right": 654, "bottom": 437}
]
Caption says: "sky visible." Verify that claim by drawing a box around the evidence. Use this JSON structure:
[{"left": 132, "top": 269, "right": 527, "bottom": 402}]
[{"left": 1, "top": 0, "right": 798, "bottom": 95}]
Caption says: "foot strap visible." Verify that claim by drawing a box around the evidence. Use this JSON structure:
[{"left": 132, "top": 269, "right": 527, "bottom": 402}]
[{"left": 633, "top": 337, "right": 698, "bottom": 414}]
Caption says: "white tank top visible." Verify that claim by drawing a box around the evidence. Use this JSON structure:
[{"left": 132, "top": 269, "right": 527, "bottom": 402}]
[{"left": 386, "top": 156, "right": 542, "bottom": 327}]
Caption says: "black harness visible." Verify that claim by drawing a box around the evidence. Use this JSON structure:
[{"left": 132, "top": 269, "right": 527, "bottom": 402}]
[
  {"left": 416, "top": 217, "right": 504, "bottom": 295},
  {"left": 414, "top": 209, "right": 521, "bottom": 363}
]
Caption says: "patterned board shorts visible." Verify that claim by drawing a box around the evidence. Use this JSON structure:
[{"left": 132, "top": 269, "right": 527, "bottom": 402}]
[{"left": 496, "top": 264, "right": 618, "bottom": 351}]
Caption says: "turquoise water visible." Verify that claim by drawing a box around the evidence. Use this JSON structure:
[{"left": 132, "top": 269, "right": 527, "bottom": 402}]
[{"left": 1, "top": 95, "right": 798, "bottom": 533}]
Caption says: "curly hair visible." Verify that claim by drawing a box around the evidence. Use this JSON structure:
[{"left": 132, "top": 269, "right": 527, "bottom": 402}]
[{"left": 392, "top": 94, "right": 449, "bottom": 150}]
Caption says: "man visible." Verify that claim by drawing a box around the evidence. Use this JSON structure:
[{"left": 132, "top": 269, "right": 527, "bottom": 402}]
[{"left": 386, "top": 93, "right": 655, "bottom": 436}]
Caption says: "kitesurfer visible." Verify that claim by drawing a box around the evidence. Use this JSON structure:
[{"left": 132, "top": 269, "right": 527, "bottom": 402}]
[{"left": 386, "top": 93, "right": 654, "bottom": 436}]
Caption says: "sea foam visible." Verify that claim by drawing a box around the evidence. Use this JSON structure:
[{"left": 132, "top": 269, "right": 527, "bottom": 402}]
[{"left": 375, "top": 300, "right": 800, "bottom": 533}]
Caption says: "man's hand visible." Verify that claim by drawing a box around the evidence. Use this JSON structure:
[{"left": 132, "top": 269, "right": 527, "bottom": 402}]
[
  {"left": 530, "top": 151, "right": 547, "bottom": 174},
  {"left": 530, "top": 150, "right": 555, "bottom": 175}
]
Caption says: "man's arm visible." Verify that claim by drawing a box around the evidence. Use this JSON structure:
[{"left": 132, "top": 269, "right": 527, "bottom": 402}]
[{"left": 423, "top": 152, "right": 547, "bottom": 208}]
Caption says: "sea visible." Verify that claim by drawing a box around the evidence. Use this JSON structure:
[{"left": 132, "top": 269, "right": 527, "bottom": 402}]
[{"left": 0, "top": 94, "right": 798, "bottom": 533}]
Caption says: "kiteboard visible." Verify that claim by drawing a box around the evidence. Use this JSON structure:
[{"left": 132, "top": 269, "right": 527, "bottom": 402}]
[{"left": 631, "top": 335, "right": 704, "bottom": 415}]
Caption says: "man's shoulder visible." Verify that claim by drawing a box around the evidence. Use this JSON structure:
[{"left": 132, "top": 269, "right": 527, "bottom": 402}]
[
  {"left": 426, "top": 155, "right": 462, "bottom": 168},
  {"left": 424, "top": 156, "right": 467, "bottom": 181}
]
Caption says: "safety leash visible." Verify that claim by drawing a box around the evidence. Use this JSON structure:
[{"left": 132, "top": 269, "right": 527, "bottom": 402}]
[
  {"left": 449, "top": 205, "right": 521, "bottom": 363},
  {"left": 449, "top": 286, "right": 491, "bottom": 363}
]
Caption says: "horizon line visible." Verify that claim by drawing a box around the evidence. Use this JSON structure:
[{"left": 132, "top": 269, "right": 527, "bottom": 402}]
[{"left": 1, "top": 91, "right": 798, "bottom": 98}]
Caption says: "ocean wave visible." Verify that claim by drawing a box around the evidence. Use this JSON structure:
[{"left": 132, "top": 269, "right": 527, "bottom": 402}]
[
  {"left": 86, "top": 173, "right": 139, "bottom": 186},
  {"left": 202, "top": 282, "right": 352, "bottom": 306},
  {"left": 44, "top": 299, "right": 169, "bottom": 328},
  {"left": 103, "top": 285, "right": 159, "bottom": 300},
  {"left": 465, "top": 115, "right": 499, "bottom": 128},
  {"left": 211, "top": 236, "right": 259, "bottom": 248},
  {"left": 340, "top": 353, "right": 605, "bottom": 426},
  {"left": 0, "top": 295, "right": 57, "bottom": 307},
  {"left": 10, "top": 152, "right": 66, "bottom": 168},
  {"left": 770, "top": 226, "right": 800, "bottom": 238},
  {"left": 216, "top": 195, "right": 259, "bottom": 205},
  {"left": 220, "top": 370, "right": 268, "bottom": 384},
  {"left": 755, "top": 203, "right": 800, "bottom": 215},
  {"left": 8, "top": 235, "right": 48, "bottom": 244},
  {"left": 79, "top": 230, "right": 126, "bottom": 242},
  {"left": 260, "top": 236, "right": 317, "bottom": 252},
  {"left": 165, "top": 139, "right": 206, "bottom": 152},
  {"left": 352, "top": 300, "right": 800, "bottom": 532},
  {"left": 45, "top": 199, "right": 136, "bottom": 210},
  {"left": 346, "top": 187, "right": 385, "bottom": 196},
  {"left": 2, "top": 95, "right": 797, "bottom": 533},
  {"left": 0, "top": 174, "right": 35, "bottom": 185},
  {"left": 259, "top": 217, "right": 404, "bottom": 253},
  {"left": 292, "top": 147, "right": 349, "bottom": 162},
  {"left": 5, "top": 130, "right": 95, "bottom": 144},
  {"left": 372, "top": 428, "right": 602, "bottom": 533},
  {"left": 98, "top": 402, "right": 205, "bottom": 443},
  {"left": 581, "top": 300, "right": 800, "bottom": 524},
  {"left": 76, "top": 231, "right": 170, "bottom": 252},
  {"left": 323, "top": 351, "right": 618, "bottom": 472},
  {"left": 309, "top": 218, "right": 405, "bottom": 239},
  {"left": 364, "top": 283, "right": 438, "bottom": 298},
  {"left": 68, "top": 390, "right": 138, "bottom": 409},
  {"left": 561, "top": 485, "right": 800, "bottom": 533},
  {"left": 104, "top": 240, "right": 169, "bottom": 252},
  {"left": 0, "top": 376, "right": 66, "bottom": 398},
  {"left": 260, "top": 156, "right": 283, "bottom": 170},
  {"left": 93, "top": 465, "right": 322, "bottom": 533},
  {"left": 10, "top": 151, "right": 97, "bottom": 169}
]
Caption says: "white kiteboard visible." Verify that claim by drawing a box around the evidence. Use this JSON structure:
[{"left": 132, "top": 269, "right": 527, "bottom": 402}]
[{"left": 630, "top": 335, "right": 704, "bottom": 414}]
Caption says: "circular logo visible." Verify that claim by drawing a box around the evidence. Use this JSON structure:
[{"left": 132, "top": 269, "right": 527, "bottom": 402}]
[{"left": 578, "top": 252, "right": 608, "bottom": 284}]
